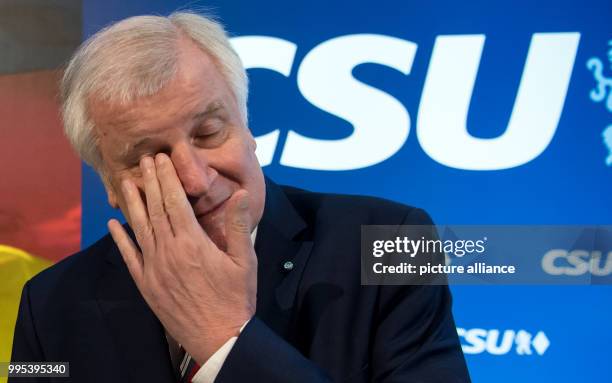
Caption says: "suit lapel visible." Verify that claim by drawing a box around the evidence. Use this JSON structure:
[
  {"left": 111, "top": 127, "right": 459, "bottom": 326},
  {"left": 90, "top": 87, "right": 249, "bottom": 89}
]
[
  {"left": 254, "top": 178, "right": 314, "bottom": 339},
  {"left": 96, "top": 246, "right": 177, "bottom": 382}
]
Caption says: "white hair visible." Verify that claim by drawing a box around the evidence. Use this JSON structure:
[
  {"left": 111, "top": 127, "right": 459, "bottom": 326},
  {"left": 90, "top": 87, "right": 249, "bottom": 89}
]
[{"left": 60, "top": 12, "right": 248, "bottom": 170}]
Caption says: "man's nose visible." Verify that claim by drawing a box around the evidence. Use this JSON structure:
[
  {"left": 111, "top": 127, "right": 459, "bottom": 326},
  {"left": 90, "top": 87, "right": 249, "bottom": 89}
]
[{"left": 170, "top": 145, "right": 216, "bottom": 197}]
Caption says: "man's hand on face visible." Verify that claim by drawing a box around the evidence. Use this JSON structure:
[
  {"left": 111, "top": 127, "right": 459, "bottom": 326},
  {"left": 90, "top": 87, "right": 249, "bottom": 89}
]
[{"left": 107, "top": 153, "right": 257, "bottom": 365}]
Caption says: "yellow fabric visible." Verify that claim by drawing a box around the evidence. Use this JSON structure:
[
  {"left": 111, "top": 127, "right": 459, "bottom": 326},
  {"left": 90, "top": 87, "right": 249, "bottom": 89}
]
[{"left": 0, "top": 245, "right": 52, "bottom": 383}]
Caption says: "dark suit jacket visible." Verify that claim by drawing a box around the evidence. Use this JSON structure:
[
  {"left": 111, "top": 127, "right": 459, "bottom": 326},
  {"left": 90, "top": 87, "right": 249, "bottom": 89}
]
[{"left": 10, "top": 179, "right": 470, "bottom": 382}]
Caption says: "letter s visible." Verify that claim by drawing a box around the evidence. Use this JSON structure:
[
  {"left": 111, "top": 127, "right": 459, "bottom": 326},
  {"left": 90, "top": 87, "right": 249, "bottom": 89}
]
[
  {"left": 461, "top": 328, "right": 487, "bottom": 354},
  {"left": 566, "top": 249, "right": 590, "bottom": 276},
  {"left": 281, "top": 34, "right": 416, "bottom": 170}
]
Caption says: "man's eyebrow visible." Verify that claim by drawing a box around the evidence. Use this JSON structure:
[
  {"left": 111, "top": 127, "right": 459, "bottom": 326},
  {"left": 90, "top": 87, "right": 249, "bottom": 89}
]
[
  {"left": 130, "top": 137, "right": 154, "bottom": 152},
  {"left": 192, "top": 101, "right": 224, "bottom": 121},
  {"left": 118, "top": 137, "right": 156, "bottom": 162}
]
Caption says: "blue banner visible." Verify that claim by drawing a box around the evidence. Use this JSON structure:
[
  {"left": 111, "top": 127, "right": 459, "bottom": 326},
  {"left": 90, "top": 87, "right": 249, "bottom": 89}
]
[{"left": 82, "top": 1, "right": 612, "bottom": 381}]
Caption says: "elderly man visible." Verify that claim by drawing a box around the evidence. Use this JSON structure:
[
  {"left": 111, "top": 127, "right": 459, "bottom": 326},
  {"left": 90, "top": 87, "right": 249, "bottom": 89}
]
[{"left": 10, "top": 12, "right": 470, "bottom": 383}]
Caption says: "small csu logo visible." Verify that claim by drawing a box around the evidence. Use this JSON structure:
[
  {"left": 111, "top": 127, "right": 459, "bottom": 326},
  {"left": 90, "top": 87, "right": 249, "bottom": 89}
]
[
  {"left": 542, "top": 249, "right": 612, "bottom": 276},
  {"left": 586, "top": 39, "right": 612, "bottom": 166},
  {"left": 457, "top": 328, "right": 550, "bottom": 356}
]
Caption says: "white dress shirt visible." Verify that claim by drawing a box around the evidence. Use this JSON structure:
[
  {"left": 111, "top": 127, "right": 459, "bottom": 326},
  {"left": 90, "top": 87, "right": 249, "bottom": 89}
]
[{"left": 191, "top": 320, "right": 250, "bottom": 382}]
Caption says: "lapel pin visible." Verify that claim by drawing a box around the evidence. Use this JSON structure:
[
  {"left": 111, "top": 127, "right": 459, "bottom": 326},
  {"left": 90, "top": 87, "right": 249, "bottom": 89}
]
[{"left": 282, "top": 261, "right": 294, "bottom": 272}]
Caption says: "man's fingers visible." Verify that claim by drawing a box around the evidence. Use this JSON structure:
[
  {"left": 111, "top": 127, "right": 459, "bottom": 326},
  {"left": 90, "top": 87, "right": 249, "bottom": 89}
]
[
  {"left": 122, "top": 178, "right": 155, "bottom": 252},
  {"left": 108, "top": 219, "right": 144, "bottom": 285},
  {"left": 155, "top": 153, "right": 196, "bottom": 231},
  {"left": 225, "top": 190, "right": 254, "bottom": 261},
  {"left": 141, "top": 156, "right": 172, "bottom": 238}
]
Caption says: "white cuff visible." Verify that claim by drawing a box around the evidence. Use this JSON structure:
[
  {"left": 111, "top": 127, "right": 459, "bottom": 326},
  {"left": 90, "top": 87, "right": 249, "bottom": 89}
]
[{"left": 191, "top": 320, "right": 250, "bottom": 383}]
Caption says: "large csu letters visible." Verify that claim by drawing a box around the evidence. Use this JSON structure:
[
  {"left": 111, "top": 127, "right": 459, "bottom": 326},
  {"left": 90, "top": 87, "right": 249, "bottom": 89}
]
[{"left": 232, "top": 32, "right": 580, "bottom": 171}]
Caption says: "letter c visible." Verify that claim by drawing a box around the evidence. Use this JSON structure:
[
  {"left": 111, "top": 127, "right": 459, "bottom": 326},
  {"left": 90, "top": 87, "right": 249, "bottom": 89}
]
[
  {"left": 541, "top": 249, "right": 567, "bottom": 275},
  {"left": 231, "top": 36, "right": 298, "bottom": 166}
]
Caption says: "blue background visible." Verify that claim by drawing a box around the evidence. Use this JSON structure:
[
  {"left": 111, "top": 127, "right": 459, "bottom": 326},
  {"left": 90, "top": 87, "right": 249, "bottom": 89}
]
[{"left": 81, "top": 1, "right": 612, "bottom": 381}]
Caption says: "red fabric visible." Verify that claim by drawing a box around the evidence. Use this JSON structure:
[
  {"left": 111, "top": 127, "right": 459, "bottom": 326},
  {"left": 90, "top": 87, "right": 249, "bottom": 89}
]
[{"left": 185, "top": 359, "right": 201, "bottom": 382}]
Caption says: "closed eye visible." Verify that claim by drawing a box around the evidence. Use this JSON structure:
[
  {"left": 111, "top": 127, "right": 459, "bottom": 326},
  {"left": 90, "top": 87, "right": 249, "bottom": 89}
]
[{"left": 193, "top": 121, "right": 227, "bottom": 147}]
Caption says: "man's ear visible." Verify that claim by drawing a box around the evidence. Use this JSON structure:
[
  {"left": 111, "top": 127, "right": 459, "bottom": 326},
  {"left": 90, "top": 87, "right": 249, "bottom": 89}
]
[
  {"left": 105, "top": 183, "right": 119, "bottom": 209},
  {"left": 99, "top": 169, "right": 119, "bottom": 208}
]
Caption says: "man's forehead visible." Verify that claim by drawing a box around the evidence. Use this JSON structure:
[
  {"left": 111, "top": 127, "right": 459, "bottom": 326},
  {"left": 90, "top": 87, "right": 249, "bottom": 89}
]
[
  {"left": 93, "top": 96, "right": 225, "bottom": 137},
  {"left": 90, "top": 37, "right": 230, "bottom": 134}
]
